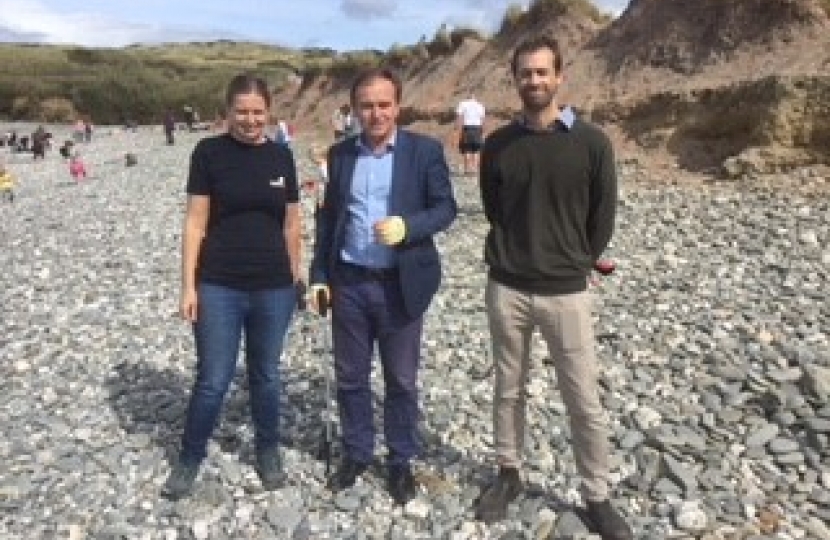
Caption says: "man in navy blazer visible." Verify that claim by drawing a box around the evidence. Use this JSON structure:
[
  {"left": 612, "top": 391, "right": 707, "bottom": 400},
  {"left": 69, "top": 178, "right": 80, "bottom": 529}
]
[{"left": 309, "top": 67, "right": 456, "bottom": 505}]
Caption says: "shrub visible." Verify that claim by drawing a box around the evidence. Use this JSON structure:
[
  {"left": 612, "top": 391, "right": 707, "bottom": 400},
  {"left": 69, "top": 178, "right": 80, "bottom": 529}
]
[
  {"left": 527, "top": 0, "right": 611, "bottom": 24},
  {"left": 449, "top": 27, "right": 487, "bottom": 49},
  {"left": 499, "top": 3, "right": 526, "bottom": 34},
  {"left": 426, "top": 25, "right": 454, "bottom": 57},
  {"left": 328, "top": 50, "right": 382, "bottom": 78},
  {"left": 385, "top": 44, "right": 418, "bottom": 68},
  {"left": 38, "top": 97, "right": 77, "bottom": 122}
]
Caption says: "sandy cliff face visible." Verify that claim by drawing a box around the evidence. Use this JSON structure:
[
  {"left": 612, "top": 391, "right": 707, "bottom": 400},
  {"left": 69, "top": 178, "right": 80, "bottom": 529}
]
[{"left": 274, "top": 0, "right": 830, "bottom": 174}]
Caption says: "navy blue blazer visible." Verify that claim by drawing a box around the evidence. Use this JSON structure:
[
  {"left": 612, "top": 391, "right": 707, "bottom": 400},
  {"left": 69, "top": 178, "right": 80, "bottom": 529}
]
[{"left": 310, "top": 129, "right": 457, "bottom": 319}]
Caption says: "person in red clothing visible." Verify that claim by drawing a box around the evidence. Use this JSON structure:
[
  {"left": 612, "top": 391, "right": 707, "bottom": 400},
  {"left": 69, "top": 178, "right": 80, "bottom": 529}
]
[{"left": 69, "top": 151, "right": 87, "bottom": 180}]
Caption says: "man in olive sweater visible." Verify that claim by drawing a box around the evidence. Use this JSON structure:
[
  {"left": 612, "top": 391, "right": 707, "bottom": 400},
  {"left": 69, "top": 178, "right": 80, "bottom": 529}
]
[{"left": 476, "top": 35, "right": 632, "bottom": 540}]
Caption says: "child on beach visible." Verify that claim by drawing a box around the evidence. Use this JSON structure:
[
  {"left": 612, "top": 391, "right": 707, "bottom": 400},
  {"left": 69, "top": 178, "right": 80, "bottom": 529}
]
[
  {"left": 305, "top": 144, "right": 328, "bottom": 209},
  {"left": 69, "top": 151, "right": 87, "bottom": 181},
  {"left": 0, "top": 161, "right": 15, "bottom": 202}
]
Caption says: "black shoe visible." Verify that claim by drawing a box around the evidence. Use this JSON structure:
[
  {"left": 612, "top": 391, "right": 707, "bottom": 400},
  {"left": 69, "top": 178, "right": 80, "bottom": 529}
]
[
  {"left": 255, "top": 448, "right": 285, "bottom": 491},
  {"left": 475, "top": 467, "right": 523, "bottom": 523},
  {"left": 586, "top": 499, "right": 634, "bottom": 540},
  {"left": 326, "top": 458, "right": 369, "bottom": 492},
  {"left": 161, "top": 460, "right": 199, "bottom": 500},
  {"left": 387, "top": 465, "right": 417, "bottom": 506}
]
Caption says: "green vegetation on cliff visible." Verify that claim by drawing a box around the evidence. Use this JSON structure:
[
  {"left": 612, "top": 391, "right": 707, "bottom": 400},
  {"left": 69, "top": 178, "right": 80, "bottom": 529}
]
[{"left": 0, "top": 41, "right": 316, "bottom": 124}]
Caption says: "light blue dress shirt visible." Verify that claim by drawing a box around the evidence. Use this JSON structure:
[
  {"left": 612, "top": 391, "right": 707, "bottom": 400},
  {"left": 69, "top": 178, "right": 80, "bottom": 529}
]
[
  {"left": 340, "top": 132, "right": 397, "bottom": 269},
  {"left": 517, "top": 105, "right": 575, "bottom": 131}
]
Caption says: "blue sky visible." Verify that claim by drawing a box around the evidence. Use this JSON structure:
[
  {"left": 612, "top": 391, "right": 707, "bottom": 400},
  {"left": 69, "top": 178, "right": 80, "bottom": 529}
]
[{"left": 0, "top": 0, "right": 630, "bottom": 51}]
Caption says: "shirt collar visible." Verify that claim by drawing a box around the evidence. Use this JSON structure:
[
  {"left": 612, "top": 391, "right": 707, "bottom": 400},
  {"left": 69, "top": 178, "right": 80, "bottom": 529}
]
[
  {"left": 356, "top": 129, "right": 397, "bottom": 153},
  {"left": 516, "top": 106, "right": 576, "bottom": 131}
]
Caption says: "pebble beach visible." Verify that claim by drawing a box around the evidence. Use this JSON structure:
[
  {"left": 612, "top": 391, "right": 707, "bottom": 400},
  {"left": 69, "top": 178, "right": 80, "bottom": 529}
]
[{"left": 1, "top": 125, "right": 829, "bottom": 539}]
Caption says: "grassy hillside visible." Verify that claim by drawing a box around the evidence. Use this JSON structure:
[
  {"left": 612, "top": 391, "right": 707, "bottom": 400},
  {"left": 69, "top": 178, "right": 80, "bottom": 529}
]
[
  {"left": 0, "top": 0, "right": 622, "bottom": 125},
  {"left": 0, "top": 41, "right": 331, "bottom": 124}
]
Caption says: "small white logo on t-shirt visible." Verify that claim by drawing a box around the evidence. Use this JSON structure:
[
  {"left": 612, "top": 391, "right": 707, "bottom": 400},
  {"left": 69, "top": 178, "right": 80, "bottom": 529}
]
[{"left": 270, "top": 177, "right": 285, "bottom": 188}]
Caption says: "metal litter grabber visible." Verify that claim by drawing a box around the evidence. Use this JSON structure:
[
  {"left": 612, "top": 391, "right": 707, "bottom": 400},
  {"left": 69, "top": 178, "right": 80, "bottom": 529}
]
[{"left": 314, "top": 289, "right": 334, "bottom": 475}]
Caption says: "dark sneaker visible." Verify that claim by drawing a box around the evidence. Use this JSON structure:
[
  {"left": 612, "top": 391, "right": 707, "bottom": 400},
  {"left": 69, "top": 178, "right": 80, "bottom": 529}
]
[
  {"left": 586, "top": 499, "right": 634, "bottom": 540},
  {"left": 475, "top": 467, "right": 523, "bottom": 523},
  {"left": 387, "top": 465, "right": 417, "bottom": 506},
  {"left": 327, "top": 458, "right": 369, "bottom": 492},
  {"left": 161, "top": 461, "right": 199, "bottom": 500},
  {"left": 256, "top": 448, "right": 285, "bottom": 491}
]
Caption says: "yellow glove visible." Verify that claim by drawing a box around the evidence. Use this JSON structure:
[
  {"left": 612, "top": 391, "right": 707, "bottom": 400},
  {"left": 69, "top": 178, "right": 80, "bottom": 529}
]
[
  {"left": 374, "top": 216, "right": 406, "bottom": 246},
  {"left": 308, "top": 284, "right": 331, "bottom": 317}
]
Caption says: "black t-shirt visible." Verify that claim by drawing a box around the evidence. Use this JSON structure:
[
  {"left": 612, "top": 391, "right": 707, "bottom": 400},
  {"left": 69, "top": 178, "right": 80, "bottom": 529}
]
[{"left": 186, "top": 134, "right": 299, "bottom": 290}]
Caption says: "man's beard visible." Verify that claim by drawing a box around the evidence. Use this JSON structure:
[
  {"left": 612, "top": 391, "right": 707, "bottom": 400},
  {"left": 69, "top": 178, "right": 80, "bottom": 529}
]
[{"left": 519, "top": 87, "right": 555, "bottom": 113}]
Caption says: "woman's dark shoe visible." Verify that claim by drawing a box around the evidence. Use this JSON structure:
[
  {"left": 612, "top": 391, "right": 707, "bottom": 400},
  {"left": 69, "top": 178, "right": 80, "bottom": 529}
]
[
  {"left": 161, "top": 461, "right": 200, "bottom": 500},
  {"left": 256, "top": 448, "right": 285, "bottom": 491},
  {"left": 326, "top": 458, "right": 369, "bottom": 492},
  {"left": 586, "top": 499, "right": 634, "bottom": 540},
  {"left": 475, "top": 467, "right": 523, "bottom": 523}
]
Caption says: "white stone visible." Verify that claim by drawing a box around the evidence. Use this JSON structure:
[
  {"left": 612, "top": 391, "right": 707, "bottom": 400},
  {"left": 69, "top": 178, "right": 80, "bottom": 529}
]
[
  {"left": 805, "top": 517, "right": 830, "bottom": 540},
  {"left": 191, "top": 520, "right": 209, "bottom": 540},
  {"left": 67, "top": 524, "right": 85, "bottom": 540},
  {"left": 403, "top": 498, "right": 430, "bottom": 520},
  {"left": 14, "top": 360, "right": 30, "bottom": 373},
  {"left": 674, "top": 501, "right": 708, "bottom": 532},
  {"left": 633, "top": 406, "right": 662, "bottom": 430}
]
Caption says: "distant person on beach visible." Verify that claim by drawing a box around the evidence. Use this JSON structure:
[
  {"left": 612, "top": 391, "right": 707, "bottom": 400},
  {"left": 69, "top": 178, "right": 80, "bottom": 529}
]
[
  {"left": 164, "top": 110, "right": 176, "bottom": 145},
  {"left": 332, "top": 103, "right": 348, "bottom": 141},
  {"left": 31, "top": 126, "right": 49, "bottom": 160},
  {"left": 0, "top": 161, "right": 16, "bottom": 202},
  {"left": 183, "top": 105, "right": 199, "bottom": 131},
  {"left": 73, "top": 120, "right": 85, "bottom": 143},
  {"left": 273, "top": 119, "right": 293, "bottom": 149},
  {"left": 343, "top": 104, "right": 359, "bottom": 138},
  {"left": 308, "top": 67, "right": 456, "bottom": 506},
  {"left": 305, "top": 144, "right": 327, "bottom": 208},
  {"left": 474, "top": 35, "right": 632, "bottom": 540},
  {"left": 59, "top": 140, "right": 74, "bottom": 159},
  {"left": 69, "top": 151, "right": 87, "bottom": 180},
  {"left": 84, "top": 120, "right": 94, "bottom": 142},
  {"left": 454, "top": 93, "right": 486, "bottom": 175},
  {"left": 15, "top": 136, "right": 29, "bottom": 153},
  {"left": 162, "top": 73, "right": 301, "bottom": 501}
]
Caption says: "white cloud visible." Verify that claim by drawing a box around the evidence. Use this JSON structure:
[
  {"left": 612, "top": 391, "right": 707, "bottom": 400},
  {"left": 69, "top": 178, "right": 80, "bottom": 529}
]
[
  {"left": 0, "top": 0, "right": 632, "bottom": 49},
  {"left": 341, "top": 0, "right": 399, "bottom": 20},
  {"left": 0, "top": 0, "right": 237, "bottom": 46}
]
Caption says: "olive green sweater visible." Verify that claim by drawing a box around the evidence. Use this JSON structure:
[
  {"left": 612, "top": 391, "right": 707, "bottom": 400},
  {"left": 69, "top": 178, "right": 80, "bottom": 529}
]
[{"left": 480, "top": 117, "right": 617, "bottom": 294}]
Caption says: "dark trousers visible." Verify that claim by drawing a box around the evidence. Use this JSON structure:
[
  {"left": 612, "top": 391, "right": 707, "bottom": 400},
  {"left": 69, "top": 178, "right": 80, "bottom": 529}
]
[{"left": 331, "top": 265, "right": 423, "bottom": 466}]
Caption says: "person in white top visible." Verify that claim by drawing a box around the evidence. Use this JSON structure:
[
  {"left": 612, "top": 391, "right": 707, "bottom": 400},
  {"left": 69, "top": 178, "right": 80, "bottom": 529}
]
[{"left": 455, "top": 94, "right": 486, "bottom": 175}]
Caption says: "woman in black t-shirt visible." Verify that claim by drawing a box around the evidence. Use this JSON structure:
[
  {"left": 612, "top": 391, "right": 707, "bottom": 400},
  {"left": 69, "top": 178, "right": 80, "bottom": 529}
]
[{"left": 162, "top": 74, "right": 301, "bottom": 500}]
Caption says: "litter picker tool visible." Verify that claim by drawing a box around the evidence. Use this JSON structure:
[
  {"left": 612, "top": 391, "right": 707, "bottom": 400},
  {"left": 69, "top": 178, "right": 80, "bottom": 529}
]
[{"left": 314, "top": 289, "right": 334, "bottom": 475}]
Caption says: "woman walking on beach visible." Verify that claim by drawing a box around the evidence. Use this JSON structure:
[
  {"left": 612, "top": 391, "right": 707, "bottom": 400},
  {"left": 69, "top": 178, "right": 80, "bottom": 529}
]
[{"left": 163, "top": 73, "right": 302, "bottom": 500}]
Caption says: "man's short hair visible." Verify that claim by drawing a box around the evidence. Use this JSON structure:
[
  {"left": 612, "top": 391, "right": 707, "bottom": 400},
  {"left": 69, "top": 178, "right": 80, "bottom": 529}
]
[
  {"left": 350, "top": 67, "right": 403, "bottom": 104},
  {"left": 511, "top": 35, "right": 563, "bottom": 76}
]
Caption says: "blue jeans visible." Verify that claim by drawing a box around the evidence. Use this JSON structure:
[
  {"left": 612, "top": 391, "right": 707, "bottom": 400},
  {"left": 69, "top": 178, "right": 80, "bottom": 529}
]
[{"left": 179, "top": 282, "right": 296, "bottom": 464}]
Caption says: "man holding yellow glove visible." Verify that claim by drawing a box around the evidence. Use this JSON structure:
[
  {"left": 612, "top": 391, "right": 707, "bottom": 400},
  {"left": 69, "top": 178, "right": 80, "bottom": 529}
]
[
  {"left": 308, "top": 67, "right": 456, "bottom": 506},
  {"left": 308, "top": 216, "right": 406, "bottom": 307},
  {"left": 373, "top": 216, "right": 406, "bottom": 245}
]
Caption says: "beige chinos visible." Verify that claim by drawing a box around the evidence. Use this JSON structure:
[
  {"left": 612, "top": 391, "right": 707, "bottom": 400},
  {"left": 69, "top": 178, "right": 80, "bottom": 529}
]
[{"left": 486, "top": 278, "right": 610, "bottom": 502}]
